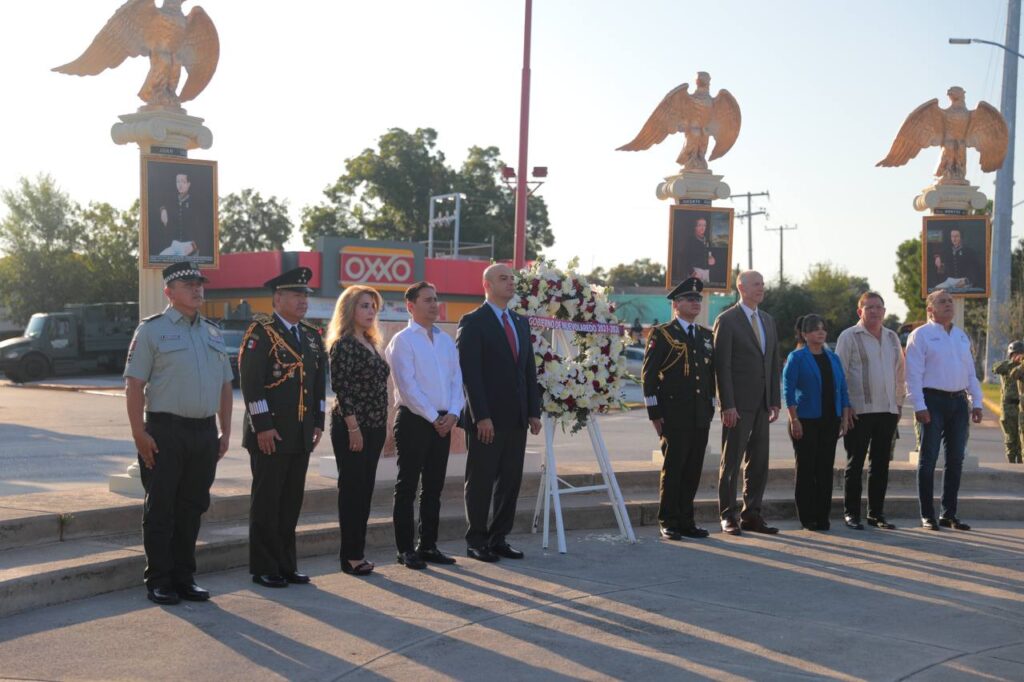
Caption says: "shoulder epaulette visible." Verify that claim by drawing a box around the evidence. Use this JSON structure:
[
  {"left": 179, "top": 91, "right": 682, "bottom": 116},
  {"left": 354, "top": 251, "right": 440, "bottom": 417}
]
[
  {"left": 299, "top": 320, "right": 320, "bottom": 331},
  {"left": 201, "top": 317, "right": 221, "bottom": 328},
  {"left": 141, "top": 313, "right": 163, "bottom": 322},
  {"left": 253, "top": 312, "right": 274, "bottom": 327}
]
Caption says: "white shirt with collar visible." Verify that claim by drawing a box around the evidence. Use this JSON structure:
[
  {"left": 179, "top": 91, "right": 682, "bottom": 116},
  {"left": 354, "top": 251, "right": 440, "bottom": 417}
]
[
  {"left": 385, "top": 319, "right": 465, "bottom": 423},
  {"left": 274, "top": 312, "right": 302, "bottom": 340},
  {"left": 675, "top": 317, "right": 697, "bottom": 337},
  {"left": 738, "top": 301, "right": 766, "bottom": 354},
  {"left": 904, "top": 320, "right": 983, "bottom": 412},
  {"left": 835, "top": 322, "right": 906, "bottom": 415},
  {"left": 485, "top": 299, "right": 519, "bottom": 354}
]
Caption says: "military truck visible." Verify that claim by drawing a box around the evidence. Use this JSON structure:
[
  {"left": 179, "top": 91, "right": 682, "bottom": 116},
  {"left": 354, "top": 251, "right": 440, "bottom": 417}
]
[{"left": 0, "top": 303, "right": 137, "bottom": 383}]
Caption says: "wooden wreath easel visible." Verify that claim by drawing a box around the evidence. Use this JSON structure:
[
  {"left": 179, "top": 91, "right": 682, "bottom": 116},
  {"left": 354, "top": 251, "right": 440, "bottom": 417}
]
[{"left": 530, "top": 326, "right": 637, "bottom": 553}]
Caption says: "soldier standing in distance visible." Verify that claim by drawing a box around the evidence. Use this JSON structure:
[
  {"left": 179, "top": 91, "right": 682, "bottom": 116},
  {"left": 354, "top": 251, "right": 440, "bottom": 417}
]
[
  {"left": 240, "top": 267, "right": 327, "bottom": 588},
  {"left": 642, "top": 277, "right": 716, "bottom": 540},
  {"left": 994, "top": 341, "right": 1024, "bottom": 463},
  {"left": 124, "top": 262, "right": 234, "bottom": 605}
]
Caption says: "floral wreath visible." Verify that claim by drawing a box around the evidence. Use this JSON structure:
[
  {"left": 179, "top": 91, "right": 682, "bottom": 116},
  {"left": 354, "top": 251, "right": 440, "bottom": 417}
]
[{"left": 513, "top": 258, "right": 630, "bottom": 433}]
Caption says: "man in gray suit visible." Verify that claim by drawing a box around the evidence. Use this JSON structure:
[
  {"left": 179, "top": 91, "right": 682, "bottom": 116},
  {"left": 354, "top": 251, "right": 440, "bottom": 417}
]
[{"left": 713, "top": 270, "right": 782, "bottom": 535}]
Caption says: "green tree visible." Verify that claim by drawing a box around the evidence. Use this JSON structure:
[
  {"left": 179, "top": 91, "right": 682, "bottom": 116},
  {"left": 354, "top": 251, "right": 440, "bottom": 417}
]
[
  {"left": 801, "top": 262, "right": 870, "bottom": 339},
  {"left": 893, "top": 238, "right": 926, "bottom": 322},
  {"left": 883, "top": 313, "right": 902, "bottom": 331},
  {"left": 300, "top": 128, "right": 553, "bottom": 259},
  {"left": 605, "top": 258, "right": 665, "bottom": 288},
  {"left": 586, "top": 266, "right": 608, "bottom": 286},
  {"left": 220, "top": 189, "right": 293, "bottom": 253},
  {"left": 80, "top": 200, "right": 138, "bottom": 303},
  {"left": 761, "top": 282, "right": 816, "bottom": 357}
]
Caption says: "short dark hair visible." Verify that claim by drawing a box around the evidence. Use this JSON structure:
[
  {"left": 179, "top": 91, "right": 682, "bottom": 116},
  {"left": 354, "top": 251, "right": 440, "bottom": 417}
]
[
  {"left": 857, "top": 291, "right": 884, "bottom": 308},
  {"left": 404, "top": 281, "right": 436, "bottom": 302}
]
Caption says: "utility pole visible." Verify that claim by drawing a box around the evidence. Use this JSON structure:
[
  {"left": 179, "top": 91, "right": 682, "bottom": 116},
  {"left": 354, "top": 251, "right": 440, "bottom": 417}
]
[
  {"left": 765, "top": 224, "right": 797, "bottom": 285},
  {"left": 512, "top": 0, "right": 533, "bottom": 270},
  {"left": 729, "top": 190, "right": 769, "bottom": 269}
]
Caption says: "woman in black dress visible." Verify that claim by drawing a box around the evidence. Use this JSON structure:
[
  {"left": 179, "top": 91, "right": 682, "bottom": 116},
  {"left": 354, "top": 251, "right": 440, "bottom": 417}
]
[{"left": 325, "top": 285, "right": 389, "bottom": 575}]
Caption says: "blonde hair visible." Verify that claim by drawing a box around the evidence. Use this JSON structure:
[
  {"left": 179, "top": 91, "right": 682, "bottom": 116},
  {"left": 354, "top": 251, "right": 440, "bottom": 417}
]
[{"left": 325, "top": 286, "right": 383, "bottom": 350}]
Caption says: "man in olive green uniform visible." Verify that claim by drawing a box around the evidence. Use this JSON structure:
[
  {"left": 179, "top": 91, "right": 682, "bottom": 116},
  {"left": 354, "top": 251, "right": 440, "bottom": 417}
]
[
  {"left": 642, "top": 277, "right": 716, "bottom": 540},
  {"left": 240, "top": 267, "right": 327, "bottom": 588},
  {"left": 124, "top": 262, "right": 234, "bottom": 605},
  {"left": 994, "top": 341, "right": 1024, "bottom": 464}
]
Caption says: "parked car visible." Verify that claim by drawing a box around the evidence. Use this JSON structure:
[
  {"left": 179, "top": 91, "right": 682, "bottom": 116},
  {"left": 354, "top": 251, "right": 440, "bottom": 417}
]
[
  {"left": 220, "top": 328, "right": 244, "bottom": 387},
  {"left": 623, "top": 345, "right": 644, "bottom": 379}
]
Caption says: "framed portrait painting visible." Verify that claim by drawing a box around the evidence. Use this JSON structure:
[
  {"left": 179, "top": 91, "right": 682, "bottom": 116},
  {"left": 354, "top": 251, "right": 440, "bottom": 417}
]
[
  {"left": 140, "top": 155, "right": 219, "bottom": 269},
  {"left": 667, "top": 205, "right": 734, "bottom": 293},
  {"left": 921, "top": 215, "right": 990, "bottom": 298}
]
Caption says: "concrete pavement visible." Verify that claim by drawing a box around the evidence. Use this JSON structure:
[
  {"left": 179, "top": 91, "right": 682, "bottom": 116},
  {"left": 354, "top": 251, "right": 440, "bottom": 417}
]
[{"left": 1, "top": 523, "right": 1022, "bottom": 680}]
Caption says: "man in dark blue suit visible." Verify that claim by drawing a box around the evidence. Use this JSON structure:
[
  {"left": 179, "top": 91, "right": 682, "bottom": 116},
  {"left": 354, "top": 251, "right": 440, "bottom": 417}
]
[{"left": 457, "top": 263, "right": 542, "bottom": 562}]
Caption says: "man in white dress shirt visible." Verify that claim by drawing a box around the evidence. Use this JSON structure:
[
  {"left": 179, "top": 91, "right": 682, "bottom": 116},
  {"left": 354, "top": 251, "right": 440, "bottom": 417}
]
[
  {"left": 835, "top": 292, "right": 906, "bottom": 530},
  {"left": 904, "top": 290, "right": 983, "bottom": 531},
  {"left": 385, "top": 281, "right": 465, "bottom": 569}
]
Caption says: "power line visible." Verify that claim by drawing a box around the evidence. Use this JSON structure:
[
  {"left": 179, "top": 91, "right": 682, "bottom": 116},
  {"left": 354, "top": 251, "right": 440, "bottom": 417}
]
[
  {"left": 728, "top": 190, "right": 769, "bottom": 269},
  {"left": 764, "top": 224, "right": 798, "bottom": 285}
]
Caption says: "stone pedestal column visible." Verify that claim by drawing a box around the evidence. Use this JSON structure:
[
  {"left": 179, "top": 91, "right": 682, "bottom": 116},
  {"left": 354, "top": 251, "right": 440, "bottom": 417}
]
[
  {"left": 109, "top": 110, "right": 212, "bottom": 494},
  {"left": 656, "top": 169, "right": 731, "bottom": 202}
]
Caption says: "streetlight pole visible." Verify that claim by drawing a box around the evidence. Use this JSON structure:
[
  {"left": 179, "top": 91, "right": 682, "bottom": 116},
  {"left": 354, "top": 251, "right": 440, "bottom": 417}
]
[
  {"left": 950, "top": 0, "right": 1021, "bottom": 382},
  {"left": 512, "top": 0, "right": 533, "bottom": 270}
]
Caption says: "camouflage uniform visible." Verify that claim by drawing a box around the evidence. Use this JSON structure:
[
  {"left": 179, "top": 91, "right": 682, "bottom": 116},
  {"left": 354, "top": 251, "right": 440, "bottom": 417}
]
[{"left": 993, "top": 358, "right": 1023, "bottom": 463}]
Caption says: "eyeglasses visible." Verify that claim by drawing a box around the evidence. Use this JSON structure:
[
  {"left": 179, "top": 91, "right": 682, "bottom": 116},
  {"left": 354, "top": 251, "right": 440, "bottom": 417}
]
[{"left": 675, "top": 295, "right": 703, "bottom": 302}]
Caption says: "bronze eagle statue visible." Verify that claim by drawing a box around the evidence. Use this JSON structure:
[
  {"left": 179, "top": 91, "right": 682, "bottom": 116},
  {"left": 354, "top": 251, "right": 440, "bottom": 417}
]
[
  {"left": 52, "top": 0, "right": 219, "bottom": 111},
  {"left": 617, "top": 72, "right": 741, "bottom": 170},
  {"left": 877, "top": 86, "right": 1008, "bottom": 185}
]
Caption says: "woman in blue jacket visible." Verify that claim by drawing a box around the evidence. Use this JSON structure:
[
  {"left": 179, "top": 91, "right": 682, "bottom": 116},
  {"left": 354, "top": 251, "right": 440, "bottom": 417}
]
[{"left": 783, "top": 314, "right": 853, "bottom": 530}]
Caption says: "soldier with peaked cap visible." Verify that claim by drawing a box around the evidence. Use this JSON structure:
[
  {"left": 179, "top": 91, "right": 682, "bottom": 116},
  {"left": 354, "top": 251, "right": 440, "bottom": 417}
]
[
  {"left": 239, "top": 266, "right": 327, "bottom": 588},
  {"left": 124, "top": 261, "right": 234, "bottom": 606},
  {"left": 994, "top": 340, "right": 1024, "bottom": 463},
  {"left": 642, "top": 277, "right": 716, "bottom": 541}
]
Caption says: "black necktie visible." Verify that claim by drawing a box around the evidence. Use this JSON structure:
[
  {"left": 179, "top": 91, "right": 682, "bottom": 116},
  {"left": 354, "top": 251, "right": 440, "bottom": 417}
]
[
  {"left": 292, "top": 325, "right": 302, "bottom": 350},
  {"left": 687, "top": 324, "right": 695, "bottom": 343}
]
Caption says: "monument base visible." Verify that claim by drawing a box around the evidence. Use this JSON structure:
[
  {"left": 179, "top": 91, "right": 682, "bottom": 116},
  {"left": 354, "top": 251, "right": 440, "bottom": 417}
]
[
  {"left": 913, "top": 184, "right": 988, "bottom": 212},
  {"left": 111, "top": 110, "right": 213, "bottom": 152},
  {"left": 657, "top": 170, "right": 730, "bottom": 202}
]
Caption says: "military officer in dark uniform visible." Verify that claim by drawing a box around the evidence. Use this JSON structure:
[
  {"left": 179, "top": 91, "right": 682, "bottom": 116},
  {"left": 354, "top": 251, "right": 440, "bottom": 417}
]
[
  {"left": 124, "top": 262, "right": 234, "bottom": 605},
  {"left": 642, "top": 277, "right": 716, "bottom": 540},
  {"left": 239, "top": 267, "right": 327, "bottom": 588}
]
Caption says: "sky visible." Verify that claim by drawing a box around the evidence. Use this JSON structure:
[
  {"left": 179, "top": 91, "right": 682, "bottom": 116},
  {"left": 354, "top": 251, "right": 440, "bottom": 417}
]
[{"left": 1, "top": 0, "right": 1019, "bottom": 319}]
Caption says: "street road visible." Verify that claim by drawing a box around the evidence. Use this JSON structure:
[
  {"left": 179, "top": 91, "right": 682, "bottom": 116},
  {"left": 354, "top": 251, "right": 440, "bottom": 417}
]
[{"left": 0, "top": 375, "right": 1010, "bottom": 496}]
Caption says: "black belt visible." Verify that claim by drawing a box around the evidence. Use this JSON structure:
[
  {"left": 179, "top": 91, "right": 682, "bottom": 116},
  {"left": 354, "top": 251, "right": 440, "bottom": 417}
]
[
  {"left": 146, "top": 411, "right": 216, "bottom": 429},
  {"left": 923, "top": 388, "right": 967, "bottom": 399}
]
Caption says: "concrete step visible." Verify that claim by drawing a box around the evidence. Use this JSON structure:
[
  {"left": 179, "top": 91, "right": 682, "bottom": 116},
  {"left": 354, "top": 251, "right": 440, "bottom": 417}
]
[
  {"left": 2, "top": 482, "right": 1023, "bottom": 619},
  {"left": 3, "top": 465, "right": 1023, "bottom": 552}
]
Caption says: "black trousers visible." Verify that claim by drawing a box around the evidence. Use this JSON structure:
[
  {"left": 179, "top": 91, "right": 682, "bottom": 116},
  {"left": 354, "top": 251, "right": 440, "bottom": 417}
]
[
  {"left": 464, "top": 426, "right": 528, "bottom": 549},
  {"left": 658, "top": 412, "right": 710, "bottom": 530},
  {"left": 248, "top": 447, "right": 310, "bottom": 576},
  {"left": 138, "top": 414, "right": 218, "bottom": 590},
  {"left": 331, "top": 419, "right": 384, "bottom": 562},
  {"left": 393, "top": 407, "right": 451, "bottom": 553},
  {"left": 791, "top": 416, "right": 840, "bottom": 527},
  {"left": 843, "top": 412, "right": 899, "bottom": 520}
]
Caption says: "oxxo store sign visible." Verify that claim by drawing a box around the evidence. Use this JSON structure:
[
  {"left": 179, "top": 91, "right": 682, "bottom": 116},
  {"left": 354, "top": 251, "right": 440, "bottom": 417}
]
[
  {"left": 310, "top": 237, "right": 426, "bottom": 320},
  {"left": 339, "top": 245, "right": 416, "bottom": 291}
]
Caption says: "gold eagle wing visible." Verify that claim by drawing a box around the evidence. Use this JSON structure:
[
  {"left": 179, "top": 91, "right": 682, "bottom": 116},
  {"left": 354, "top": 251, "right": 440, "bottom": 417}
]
[
  {"left": 966, "top": 101, "right": 1009, "bottom": 172},
  {"left": 178, "top": 6, "right": 220, "bottom": 103},
  {"left": 707, "top": 89, "right": 741, "bottom": 161},
  {"left": 876, "top": 99, "right": 944, "bottom": 167},
  {"left": 616, "top": 83, "right": 698, "bottom": 151},
  {"left": 51, "top": 0, "right": 156, "bottom": 76}
]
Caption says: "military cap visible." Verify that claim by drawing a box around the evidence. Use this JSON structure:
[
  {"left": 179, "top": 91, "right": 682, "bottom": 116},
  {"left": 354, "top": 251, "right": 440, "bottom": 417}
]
[
  {"left": 265, "top": 267, "right": 314, "bottom": 293},
  {"left": 1008, "top": 340, "right": 1024, "bottom": 356},
  {"left": 667, "top": 277, "right": 704, "bottom": 300},
  {"left": 162, "top": 261, "right": 208, "bottom": 285}
]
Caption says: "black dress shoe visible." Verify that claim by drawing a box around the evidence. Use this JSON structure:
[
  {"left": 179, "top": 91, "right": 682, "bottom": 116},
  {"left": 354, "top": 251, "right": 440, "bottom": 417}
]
[
  {"left": 466, "top": 546, "right": 499, "bottom": 562},
  {"left": 175, "top": 583, "right": 210, "bottom": 601},
  {"left": 252, "top": 574, "right": 288, "bottom": 588},
  {"left": 659, "top": 527, "right": 683, "bottom": 541},
  {"left": 147, "top": 586, "right": 180, "bottom": 605},
  {"left": 866, "top": 516, "right": 896, "bottom": 529},
  {"left": 397, "top": 551, "right": 427, "bottom": 570},
  {"left": 939, "top": 516, "right": 971, "bottom": 530},
  {"left": 417, "top": 546, "right": 456, "bottom": 565},
  {"left": 680, "top": 526, "right": 710, "bottom": 538},
  {"left": 283, "top": 572, "right": 311, "bottom": 584},
  {"left": 921, "top": 517, "right": 940, "bottom": 531},
  {"left": 721, "top": 519, "right": 742, "bottom": 535},
  {"left": 844, "top": 516, "right": 864, "bottom": 530},
  {"left": 341, "top": 560, "right": 374, "bottom": 576},
  {"left": 491, "top": 543, "right": 524, "bottom": 559},
  {"left": 740, "top": 519, "right": 780, "bottom": 534},
  {"left": 802, "top": 522, "right": 820, "bottom": 531}
]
